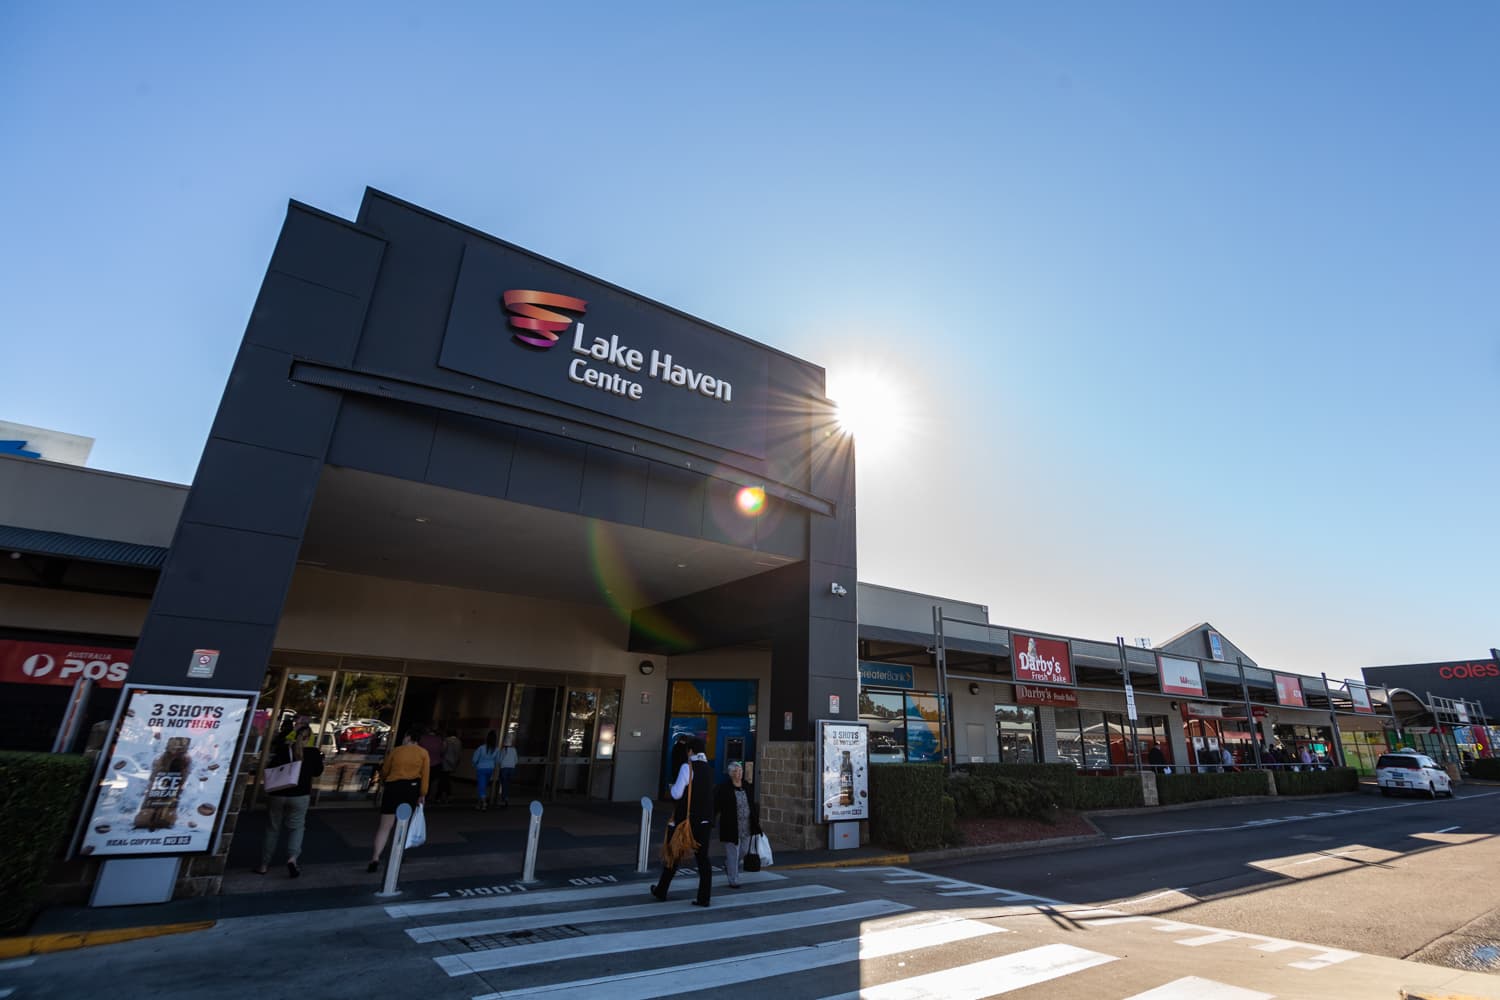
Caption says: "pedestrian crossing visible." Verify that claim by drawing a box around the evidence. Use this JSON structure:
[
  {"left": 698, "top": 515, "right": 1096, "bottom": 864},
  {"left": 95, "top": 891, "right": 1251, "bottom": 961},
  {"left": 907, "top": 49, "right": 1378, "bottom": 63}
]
[{"left": 382, "top": 866, "right": 1363, "bottom": 999}]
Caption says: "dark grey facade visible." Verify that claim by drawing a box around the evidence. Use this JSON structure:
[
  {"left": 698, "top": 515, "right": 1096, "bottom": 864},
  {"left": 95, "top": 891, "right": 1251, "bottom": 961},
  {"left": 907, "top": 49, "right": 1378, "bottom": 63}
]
[{"left": 128, "top": 190, "right": 857, "bottom": 742}]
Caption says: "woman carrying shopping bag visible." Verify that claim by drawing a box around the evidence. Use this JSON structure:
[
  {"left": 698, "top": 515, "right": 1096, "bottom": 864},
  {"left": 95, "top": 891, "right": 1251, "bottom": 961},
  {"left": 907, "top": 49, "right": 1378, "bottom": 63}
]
[{"left": 713, "top": 761, "right": 762, "bottom": 889}]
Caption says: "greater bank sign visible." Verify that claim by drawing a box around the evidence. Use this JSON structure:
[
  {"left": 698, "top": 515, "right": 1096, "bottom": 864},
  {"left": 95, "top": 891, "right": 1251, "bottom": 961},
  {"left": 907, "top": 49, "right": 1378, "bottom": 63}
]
[{"left": 440, "top": 243, "right": 768, "bottom": 458}]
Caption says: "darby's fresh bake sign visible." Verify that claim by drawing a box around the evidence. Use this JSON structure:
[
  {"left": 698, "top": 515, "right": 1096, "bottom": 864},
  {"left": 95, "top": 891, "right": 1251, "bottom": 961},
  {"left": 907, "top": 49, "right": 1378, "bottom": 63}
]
[{"left": 503, "top": 289, "right": 734, "bottom": 405}]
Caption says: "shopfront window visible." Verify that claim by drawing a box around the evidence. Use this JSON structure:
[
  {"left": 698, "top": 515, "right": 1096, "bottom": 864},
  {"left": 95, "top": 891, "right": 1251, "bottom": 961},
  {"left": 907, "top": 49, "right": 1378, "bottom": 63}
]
[
  {"left": 1103, "top": 713, "right": 1173, "bottom": 769},
  {"left": 995, "top": 704, "right": 1038, "bottom": 763},
  {"left": 665, "top": 680, "right": 758, "bottom": 785},
  {"left": 859, "top": 688, "right": 947, "bottom": 764}
]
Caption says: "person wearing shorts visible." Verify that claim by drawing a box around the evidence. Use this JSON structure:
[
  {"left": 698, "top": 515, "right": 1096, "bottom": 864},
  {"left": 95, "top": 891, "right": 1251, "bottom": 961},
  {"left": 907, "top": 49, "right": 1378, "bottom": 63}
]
[{"left": 368, "top": 728, "right": 429, "bottom": 873}]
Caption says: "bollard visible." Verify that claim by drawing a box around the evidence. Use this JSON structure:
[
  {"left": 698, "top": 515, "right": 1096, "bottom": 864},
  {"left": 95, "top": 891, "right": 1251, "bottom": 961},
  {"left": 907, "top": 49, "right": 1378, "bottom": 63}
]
[
  {"left": 521, "top": 800, "right": 543, "bottom": 883},
  {"left": 636, "top": 796, "right": 653, "bottom": 873},
  {"left": 376, "top": 802, "right": 412, "bottom": 898}
]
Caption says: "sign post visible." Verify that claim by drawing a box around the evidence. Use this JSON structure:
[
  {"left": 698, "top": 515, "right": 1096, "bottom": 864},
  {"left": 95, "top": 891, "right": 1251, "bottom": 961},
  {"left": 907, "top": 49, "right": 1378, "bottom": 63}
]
[{"left": 1117, "top": 637, "right": 1142, "bottom": 773}]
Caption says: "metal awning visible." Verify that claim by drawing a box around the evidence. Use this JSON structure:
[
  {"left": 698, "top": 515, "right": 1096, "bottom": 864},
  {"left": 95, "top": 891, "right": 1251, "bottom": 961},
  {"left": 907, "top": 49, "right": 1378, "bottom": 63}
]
[{"left": 0, "top": 524, "right": 169, "bottom": 569}]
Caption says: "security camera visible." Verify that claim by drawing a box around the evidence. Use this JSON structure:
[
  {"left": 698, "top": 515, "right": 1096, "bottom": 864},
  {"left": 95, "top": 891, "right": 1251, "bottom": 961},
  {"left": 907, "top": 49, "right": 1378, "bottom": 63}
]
[{"left": 830, "top": 582, "right": 848, "bottom": 596}]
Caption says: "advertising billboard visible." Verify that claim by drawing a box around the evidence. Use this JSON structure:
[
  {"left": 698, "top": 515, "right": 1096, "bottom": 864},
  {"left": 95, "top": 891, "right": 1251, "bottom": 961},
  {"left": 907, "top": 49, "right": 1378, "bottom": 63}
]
[
  {"left": 816, "top": 720, "right": 869, "bottom": 823},
  {"left": 75, "top": 686, "right": 255, "bottom": 858},
  {"left": 1159, "top": 655, "right": 1206, "bottom": 697},
  {"left": 1274, "top": 673, "right": 1307, "bottom": 708}
]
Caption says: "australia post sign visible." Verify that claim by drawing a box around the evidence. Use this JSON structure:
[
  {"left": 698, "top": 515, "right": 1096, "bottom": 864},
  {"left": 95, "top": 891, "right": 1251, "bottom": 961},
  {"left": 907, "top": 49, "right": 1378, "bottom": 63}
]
[
  {"left": 0, "top": 640, "right": 130, "bottom": 689},
  {"left": 439, "top": 241, "right": 771, "bottom": 459},
  {"left": 1011, "top": 634, "right": 1073, "bottom": 686}
]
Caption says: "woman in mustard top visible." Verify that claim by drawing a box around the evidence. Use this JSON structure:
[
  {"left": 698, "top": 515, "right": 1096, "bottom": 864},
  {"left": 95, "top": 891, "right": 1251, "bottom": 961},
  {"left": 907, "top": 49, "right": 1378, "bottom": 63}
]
[{"left": 368, "top": 728, "right": 430, "bottom": 873}]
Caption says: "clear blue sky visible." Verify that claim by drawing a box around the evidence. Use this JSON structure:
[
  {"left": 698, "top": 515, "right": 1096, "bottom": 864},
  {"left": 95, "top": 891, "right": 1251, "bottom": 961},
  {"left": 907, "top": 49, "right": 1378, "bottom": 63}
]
[{"left": 3, "top": 3, "right": 1495, "bottom": 677}]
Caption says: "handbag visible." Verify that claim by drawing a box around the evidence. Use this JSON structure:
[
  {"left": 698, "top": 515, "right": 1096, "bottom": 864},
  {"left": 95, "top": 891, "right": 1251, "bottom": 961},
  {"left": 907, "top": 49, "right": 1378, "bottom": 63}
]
[
  {"left": 264, "top": 759, "right": 302, "bottom": 792},
  {"left": 751, "top": 832, "right": 773, "bottom": 867},
  {"left": 661, "top": 780, "right": 700, "bottom": 868},
  {"left": 743, "top": 844, "right": 762, "bottom": 872}
]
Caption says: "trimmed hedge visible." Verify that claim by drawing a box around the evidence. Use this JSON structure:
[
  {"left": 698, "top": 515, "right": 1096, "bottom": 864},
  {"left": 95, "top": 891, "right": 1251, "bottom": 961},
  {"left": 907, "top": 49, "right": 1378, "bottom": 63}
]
[
  {"left": 945, "top": 772, "right": 1054, "bottom": 819},
  {"left": 869, "top": 764, "right": 948, "bottom": 851},
  {"left": 1157, "top": 771, "right": 1270, "bottom": 805},
  {"left": 1468, "top": 758, "right": 1500, "bottom": 780},
  {"left": 961, "top": 763, "right": 1143, "bottom": 811},
  {"left": 1274, "top": 767, "right": 1359, "bottom": 796},
  {"left": 1069, "top": 775, "right": 1145, "bottom": 810},
  {"left": 1, "top": 752, "right": 91, "bottom": 932}
]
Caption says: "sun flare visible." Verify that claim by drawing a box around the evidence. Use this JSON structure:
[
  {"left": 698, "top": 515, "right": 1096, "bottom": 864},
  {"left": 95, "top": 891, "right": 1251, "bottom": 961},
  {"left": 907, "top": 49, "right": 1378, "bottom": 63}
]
[{"left": 828, "top": 366, "right": 910, "bottom": 462}]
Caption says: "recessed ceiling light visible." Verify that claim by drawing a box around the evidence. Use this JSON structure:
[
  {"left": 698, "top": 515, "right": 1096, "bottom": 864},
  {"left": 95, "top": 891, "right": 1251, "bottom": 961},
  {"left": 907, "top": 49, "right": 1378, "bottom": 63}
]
[
  {"left": 414, "top": 516, "right": 430, "bottom": 524},
  {"left": 676, "top": 562, "right": 688, "bottom": 569}
]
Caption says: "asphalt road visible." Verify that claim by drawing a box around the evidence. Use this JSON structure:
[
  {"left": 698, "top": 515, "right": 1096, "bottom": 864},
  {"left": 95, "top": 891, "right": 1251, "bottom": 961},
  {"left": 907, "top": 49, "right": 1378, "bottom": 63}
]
[{"left": 921, "top": 785, "right": 1500, "bottom": 968}]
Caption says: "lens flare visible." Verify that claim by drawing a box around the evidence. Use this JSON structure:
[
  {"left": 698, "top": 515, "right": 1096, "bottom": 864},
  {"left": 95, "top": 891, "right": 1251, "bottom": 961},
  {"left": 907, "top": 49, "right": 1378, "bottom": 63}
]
[{"left": 736, "top": 486, "right": 766, "bottom": 516}]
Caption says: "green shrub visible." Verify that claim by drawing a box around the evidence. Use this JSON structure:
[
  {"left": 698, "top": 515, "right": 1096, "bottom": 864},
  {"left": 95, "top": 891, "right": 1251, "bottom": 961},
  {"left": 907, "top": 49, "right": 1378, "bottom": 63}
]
[
  {"left": 939, "top": 794, "right": 958, "bottom": 845},
  {"left": 1157, "top": 771, "right": 1270, "bottom": 805},
  {"left": 1468, "top": 758, "right": 1500, "bottom": 781},
  {"left": 1274, "top": 767, "right": 1359, "bottom": 796},
  {"left": 1, "top": 752, "right": 91, "bottom": 932},
  {"left": 990, "top": 776, "right": 1054, "bottom": 819},
  {"left": 1069, "top": 775, "right": 1145, "bottom": 810},
  {"left": 944, "top": 772, "right": 997, "bottom": 818},
  {"left": 970, "top": 763, "right": 1075, "bottom": 805},
  {"left": 870, "top": 764, "right": 947, "bottom": 851}
]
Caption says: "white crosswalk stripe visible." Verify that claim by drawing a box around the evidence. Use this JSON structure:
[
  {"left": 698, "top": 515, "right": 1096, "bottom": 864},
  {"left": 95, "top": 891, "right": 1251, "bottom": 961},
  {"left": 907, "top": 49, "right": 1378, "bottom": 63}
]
[
  {"left": 407, "top": 883, "right": 841, "bottom": 943},
  {"left": 472, "top": 912, "right": 1007, "bottom": 1000},
  {"left": 435, "top": 898, "right": 912, "bottom": 977},
  {"left": 375, "top": 868, "right": 1377, "bottom": 998},
  {"left": 818, "top": 943, "right": 1117, "bottom": 999}
]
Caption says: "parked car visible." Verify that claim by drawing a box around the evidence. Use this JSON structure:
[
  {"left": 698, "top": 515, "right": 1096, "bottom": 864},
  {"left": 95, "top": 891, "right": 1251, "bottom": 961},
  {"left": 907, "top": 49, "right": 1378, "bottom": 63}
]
[{"left": 1376, "top": 752, "right": 1453, "bottom": 799}]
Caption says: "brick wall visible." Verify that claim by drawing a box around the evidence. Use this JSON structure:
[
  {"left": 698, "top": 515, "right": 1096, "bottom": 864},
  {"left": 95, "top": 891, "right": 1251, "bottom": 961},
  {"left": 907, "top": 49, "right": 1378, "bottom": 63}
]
[{"left": 756, "top": 741, "right": 822, "bottom": 852}]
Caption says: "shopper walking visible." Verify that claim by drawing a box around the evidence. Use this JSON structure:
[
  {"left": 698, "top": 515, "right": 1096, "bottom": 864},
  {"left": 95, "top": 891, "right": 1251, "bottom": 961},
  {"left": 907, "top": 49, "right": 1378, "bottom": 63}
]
[
  {"left": 714, "top": 762, "right": 761, "bottom": 889},
  {"left": 650, "top": 736, "right": 715, "bottom": 906},
  {"left": 472, "top": 729, "right": 501, "bottom": 810},
  {"left": 497, "top": 737, "right": 518, "bottom": 807},
  {"left": 256, "top": 718, "right": 323, "bottom": 878},
  {"left": 368, "top": 728, "right": 429, "bottom": 873}
]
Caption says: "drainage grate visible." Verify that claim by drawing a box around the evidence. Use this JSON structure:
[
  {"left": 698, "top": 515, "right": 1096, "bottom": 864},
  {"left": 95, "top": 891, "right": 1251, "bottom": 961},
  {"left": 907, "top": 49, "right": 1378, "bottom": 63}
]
[{"left": 460, "top": 925, "right": 587, "bottom": 951}]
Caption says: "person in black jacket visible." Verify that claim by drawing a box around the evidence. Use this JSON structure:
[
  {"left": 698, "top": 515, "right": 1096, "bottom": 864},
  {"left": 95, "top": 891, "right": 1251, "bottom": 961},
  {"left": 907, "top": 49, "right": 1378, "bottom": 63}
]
[
  {"left": 650, "top": 735, "right": 716, "bottom": 906},
  {"left": 714, "top": 761, "right": 762, "bottom": 888},
  {"left": 255, "top": 718, "right": 324, "bottom": 878}
]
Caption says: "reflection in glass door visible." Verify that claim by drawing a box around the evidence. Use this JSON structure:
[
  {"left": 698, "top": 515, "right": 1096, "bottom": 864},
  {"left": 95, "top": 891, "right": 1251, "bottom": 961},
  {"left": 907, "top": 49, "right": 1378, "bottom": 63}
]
[
  {"left": 317, "top": 671, "right": 403, "bottom": 803},
  {"left": 555, "top": 689, "right": 597, "bottom": 797},
  {"left": 504, "top": 684, "right": 558, "bottom": 799}
]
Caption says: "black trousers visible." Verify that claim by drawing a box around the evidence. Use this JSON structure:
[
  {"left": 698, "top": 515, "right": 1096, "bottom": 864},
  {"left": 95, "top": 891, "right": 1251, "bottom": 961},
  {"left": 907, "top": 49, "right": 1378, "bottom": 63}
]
[{"left": 654, "top": 819, "right": 713, "bottom": 903}]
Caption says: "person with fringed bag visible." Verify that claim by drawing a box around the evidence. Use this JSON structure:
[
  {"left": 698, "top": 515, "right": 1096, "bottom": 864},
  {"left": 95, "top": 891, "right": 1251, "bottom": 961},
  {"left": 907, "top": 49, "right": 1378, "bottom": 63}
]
[{"left": 651, "top": 735, "right": 716, "bottom": 906}]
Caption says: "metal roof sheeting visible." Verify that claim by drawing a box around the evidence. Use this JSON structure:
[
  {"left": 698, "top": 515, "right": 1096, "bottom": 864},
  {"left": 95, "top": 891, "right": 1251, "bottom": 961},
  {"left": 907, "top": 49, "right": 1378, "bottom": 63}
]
[{"left": 0, "top": 524, "right": 168, "bottom": 569}]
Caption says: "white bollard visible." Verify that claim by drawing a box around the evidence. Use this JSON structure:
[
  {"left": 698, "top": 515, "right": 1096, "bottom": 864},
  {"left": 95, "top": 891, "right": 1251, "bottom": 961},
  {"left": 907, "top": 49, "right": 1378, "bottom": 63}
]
[
  {"left": 522, "top": 800, "right": 543, "bottom": 883},
  {"left": 376, "top": 803, "right": 412, "bottom": 898},
  {"left": 637, "top": 796, "right": 654, "bottom": 873}
]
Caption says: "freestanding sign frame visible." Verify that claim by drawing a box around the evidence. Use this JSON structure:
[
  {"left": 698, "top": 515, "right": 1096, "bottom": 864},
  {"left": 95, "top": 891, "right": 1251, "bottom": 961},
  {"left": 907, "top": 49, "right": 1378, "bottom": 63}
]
[
  {"left": 71, "top": 684, "right": 258, "bottom": 861},
  {"left": 816, "top": 720, "right": 869, "bottom": 824}
]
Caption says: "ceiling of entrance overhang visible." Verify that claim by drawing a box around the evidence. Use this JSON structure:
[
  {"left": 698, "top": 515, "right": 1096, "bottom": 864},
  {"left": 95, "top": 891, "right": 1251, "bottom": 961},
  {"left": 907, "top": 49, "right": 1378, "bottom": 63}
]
[{"left": 297, "top": 467, "right": 797, "bottom": 609}]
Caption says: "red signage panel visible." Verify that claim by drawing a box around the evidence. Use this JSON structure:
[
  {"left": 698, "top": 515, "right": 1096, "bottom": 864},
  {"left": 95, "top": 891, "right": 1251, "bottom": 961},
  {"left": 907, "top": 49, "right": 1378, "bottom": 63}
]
[
  {"left": 1012, "top": 634, "right": 1073, "bottom": 686},
  {"left": 1350, "top": 685, "right": 1374, "bottom": 714},
  {"left": 1159, "top": 655, "right": 1205, "bottom": 697},
  {"left": 1014, "top": 683, "right": 1079, "bottom": 708},
  {"left": 0, "top": 640, "right": 131, "bottom": 689},
  {"left": 1274, "top": 673, "right": 1306, "bottom": 708}
]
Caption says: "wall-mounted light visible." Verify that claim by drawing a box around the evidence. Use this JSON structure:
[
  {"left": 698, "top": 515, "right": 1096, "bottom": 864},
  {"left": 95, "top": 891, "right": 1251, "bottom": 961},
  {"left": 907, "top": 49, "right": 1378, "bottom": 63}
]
[
  {"left": 968, "top": 683, "right": 981, "bottom": 696},
  {"left": 830, "top": 582, "right": 848, "bottom": 597},
  {"left": 638, "top": 660, "right": 655, "bottom": 676}
]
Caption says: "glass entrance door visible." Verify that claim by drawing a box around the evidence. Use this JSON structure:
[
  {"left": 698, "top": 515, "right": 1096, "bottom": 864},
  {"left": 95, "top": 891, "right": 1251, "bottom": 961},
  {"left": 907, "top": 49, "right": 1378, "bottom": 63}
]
[{"left": 555, "top": 688, "right": 597, "bottom": 797}]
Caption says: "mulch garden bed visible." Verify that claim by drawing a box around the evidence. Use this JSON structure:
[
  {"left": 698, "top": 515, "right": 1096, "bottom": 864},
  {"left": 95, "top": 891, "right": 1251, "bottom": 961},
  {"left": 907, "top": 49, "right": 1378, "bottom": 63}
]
[{"left": 955, "top": 809, "right": 1098, "bottom": 847}]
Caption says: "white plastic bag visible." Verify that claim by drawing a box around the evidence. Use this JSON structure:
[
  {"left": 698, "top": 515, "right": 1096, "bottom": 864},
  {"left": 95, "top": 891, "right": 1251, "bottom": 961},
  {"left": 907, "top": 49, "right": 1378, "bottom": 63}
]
[
  {"left": 752, "top": 832, "right": 772, "bottom": 867},
  {"left": 405, "top": 803, "right": 427, "bottom": 849}
]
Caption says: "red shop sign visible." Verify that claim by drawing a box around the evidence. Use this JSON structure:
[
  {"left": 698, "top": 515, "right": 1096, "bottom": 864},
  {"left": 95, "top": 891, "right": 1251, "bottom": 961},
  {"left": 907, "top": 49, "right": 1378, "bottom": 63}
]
[
  {"left": 0, "top": 639, "right": 131, "bottom": 689},
  {"left": 1012, "top": 634, "right": 1073, "bottom": 686},
  {"left": 1014, "top": 683, "right": 1079, "bottom": 708},
  {"left": 1274, "top": 673, "right": 1306, "bottom": 708}
]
